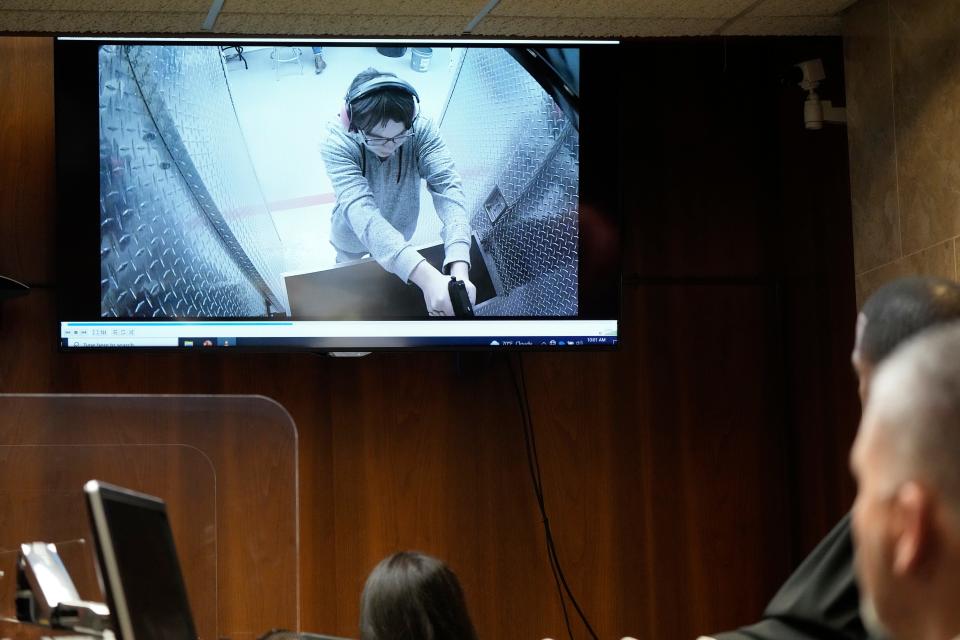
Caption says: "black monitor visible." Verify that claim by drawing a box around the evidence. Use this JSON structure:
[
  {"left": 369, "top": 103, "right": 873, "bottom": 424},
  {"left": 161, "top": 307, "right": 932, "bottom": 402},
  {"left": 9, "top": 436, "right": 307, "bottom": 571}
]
[
  {"left": 55, "top": 37, "right": 621, "bottom": 352},
  {"left": 83, "top": 480, "right": 198, "bottom": 640}
]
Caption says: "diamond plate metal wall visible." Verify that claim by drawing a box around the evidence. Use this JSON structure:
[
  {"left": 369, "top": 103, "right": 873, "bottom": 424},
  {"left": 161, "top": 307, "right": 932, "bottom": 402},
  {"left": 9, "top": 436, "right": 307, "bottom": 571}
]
[
  {"left": 439, "top": 47, "right": 579, "bottom": 317},
  {"left": 99, "top": 44, "right": 286, "bottom": 318}
]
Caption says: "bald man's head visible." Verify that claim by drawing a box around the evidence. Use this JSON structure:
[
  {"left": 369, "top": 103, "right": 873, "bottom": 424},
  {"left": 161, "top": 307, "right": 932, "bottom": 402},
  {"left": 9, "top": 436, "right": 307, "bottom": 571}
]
[
  {"left": 861, "top": 322, "right": 960, "bottom": 508},
  {"left": 851, "top": 321, "right": 960, "bottom": 640}
]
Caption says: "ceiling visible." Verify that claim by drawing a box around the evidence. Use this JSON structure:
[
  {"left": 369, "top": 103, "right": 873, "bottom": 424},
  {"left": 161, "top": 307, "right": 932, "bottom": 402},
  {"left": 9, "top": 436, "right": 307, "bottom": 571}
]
[{"left": 0, "top": 0, "right": 860, "bottom": 37}]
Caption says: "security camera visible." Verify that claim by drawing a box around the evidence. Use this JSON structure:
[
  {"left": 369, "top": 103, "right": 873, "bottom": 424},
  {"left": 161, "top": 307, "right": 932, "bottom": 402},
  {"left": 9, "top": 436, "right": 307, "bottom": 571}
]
[
  {"left": 796, "top": 59, "right": 826, "bottom": 91},
  {"left": 793, "top": 58, "right": 845, "bottom": 131}
]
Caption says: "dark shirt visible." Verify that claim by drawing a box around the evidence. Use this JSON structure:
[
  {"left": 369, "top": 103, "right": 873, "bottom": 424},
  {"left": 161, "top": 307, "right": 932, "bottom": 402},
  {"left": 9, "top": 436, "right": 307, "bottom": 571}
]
[{"left": 713, "top": 513, "right": 870, "bottom": 640}]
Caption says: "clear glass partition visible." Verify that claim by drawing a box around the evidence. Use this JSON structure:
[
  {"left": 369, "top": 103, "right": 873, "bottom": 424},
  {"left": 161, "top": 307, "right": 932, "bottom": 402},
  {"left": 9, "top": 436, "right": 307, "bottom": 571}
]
[{"left": 0, "top": 395, "right": 299, "bottom": 640}]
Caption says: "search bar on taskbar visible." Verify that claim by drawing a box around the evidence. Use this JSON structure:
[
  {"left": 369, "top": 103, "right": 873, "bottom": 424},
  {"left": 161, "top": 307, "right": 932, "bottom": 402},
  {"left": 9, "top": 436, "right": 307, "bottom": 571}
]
[{"left": 67, "top": 338, "right": 180, "bottom": 348}]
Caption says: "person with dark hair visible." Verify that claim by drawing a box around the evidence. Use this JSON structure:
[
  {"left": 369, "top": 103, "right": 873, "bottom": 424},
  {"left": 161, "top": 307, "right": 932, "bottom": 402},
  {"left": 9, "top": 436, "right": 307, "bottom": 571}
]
[
  {"left": 359, "top": 551, "right": 479, "bottom": 640},
  {"left": 321, "top": 67, "right": 474, "bottom": 317},
  {"left": 853, "top": 277, "right": 960, "bottom": 404},
  {"left": 700, "top": 276, "right": 960, "bottom": 640}
]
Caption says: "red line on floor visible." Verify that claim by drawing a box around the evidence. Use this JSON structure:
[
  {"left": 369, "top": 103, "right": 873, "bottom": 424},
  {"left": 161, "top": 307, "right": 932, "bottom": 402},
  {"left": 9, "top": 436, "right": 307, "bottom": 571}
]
[{"left": 267, "top": 192, "right": 336, "bottom": 212}]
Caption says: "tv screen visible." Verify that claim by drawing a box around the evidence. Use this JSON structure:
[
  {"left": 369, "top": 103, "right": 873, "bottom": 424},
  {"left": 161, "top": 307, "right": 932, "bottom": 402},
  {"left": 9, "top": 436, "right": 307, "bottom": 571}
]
[{"left": 55, "top": 37, "right": 620, "bottom": 351}]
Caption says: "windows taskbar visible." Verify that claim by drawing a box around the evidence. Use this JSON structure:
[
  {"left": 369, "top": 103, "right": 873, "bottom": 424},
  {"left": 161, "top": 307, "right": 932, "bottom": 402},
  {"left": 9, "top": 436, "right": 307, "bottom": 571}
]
[{"left": 61, "top": 336, "right": 618, "bottom": 349}]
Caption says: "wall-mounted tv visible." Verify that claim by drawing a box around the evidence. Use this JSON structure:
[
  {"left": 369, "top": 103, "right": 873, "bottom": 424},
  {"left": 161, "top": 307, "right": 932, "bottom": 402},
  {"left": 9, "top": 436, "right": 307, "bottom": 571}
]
[{"left": 55, "top": 36, "right": 620, "bottom": 351}]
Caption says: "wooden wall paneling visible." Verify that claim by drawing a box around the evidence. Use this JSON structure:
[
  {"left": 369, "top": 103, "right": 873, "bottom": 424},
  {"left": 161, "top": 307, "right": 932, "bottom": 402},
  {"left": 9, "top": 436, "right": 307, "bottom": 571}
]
[
  {"left": 623, "top": 40, "right": 775, "bottom": 279},
  {"left": 607, "top": 284, "right": 795, "bottom": 637},
  {"left": 0, "top": 291, "right": 57, "bottom": 389},
  {"left": 319, "top": 352, "right": 547, "bottom": 638},
  {"left": 777, "top": 281, "right": 859, "bottom": 555},
  {"left": 0, "top": 35, "right": 861, "bottom": 640},
  {"left": 622, "top": 35, "right": 860, "bottom": 564},
  {"left": 0, "top": 37, "right": 55, "bottom": 285},
  {"left": 770, "top": 40, "right": 860, "bottom": 554}
]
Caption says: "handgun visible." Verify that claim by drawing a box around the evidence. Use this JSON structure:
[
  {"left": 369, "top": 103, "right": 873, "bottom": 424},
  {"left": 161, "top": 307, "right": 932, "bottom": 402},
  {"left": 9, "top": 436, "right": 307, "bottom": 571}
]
[{"left": 448, "top": 277, "right": 474, "bottom": 318}]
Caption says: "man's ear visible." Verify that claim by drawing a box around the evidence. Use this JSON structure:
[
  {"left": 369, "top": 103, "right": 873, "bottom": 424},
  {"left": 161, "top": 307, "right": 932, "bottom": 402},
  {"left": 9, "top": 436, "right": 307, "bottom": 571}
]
[{"left": 893, "top": 481, "right": 932, "bottom": 576}]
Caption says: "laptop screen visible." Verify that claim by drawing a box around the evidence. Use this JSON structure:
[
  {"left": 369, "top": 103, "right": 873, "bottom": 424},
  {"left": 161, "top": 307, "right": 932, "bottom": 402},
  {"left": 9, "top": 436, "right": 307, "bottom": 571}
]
[{"left": 84, "top": 480, "right": 198, "bottom": 640}]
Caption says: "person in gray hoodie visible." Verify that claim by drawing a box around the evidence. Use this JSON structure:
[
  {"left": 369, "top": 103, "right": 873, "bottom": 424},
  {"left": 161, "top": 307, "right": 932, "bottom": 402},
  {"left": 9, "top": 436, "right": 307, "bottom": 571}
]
[{"left": 321, "top": 67, "right": 474, "bottom": 317}]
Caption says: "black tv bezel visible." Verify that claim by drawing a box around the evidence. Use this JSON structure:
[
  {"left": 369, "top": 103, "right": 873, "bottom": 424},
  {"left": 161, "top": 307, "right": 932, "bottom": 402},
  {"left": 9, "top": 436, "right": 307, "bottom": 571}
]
[{"left": 55, "top": 35, "right": 622, "bottom": 353}]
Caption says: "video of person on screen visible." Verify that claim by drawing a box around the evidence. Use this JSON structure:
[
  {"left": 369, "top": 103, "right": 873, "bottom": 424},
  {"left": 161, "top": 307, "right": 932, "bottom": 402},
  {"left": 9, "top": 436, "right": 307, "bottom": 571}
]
[{"left": 98, "top": 43, "right": 580, "bottom": 320}]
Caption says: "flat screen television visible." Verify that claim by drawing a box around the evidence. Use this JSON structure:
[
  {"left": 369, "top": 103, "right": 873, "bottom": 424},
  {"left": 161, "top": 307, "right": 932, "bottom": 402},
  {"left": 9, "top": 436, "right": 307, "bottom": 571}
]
[{"left": 55, "top": 36, "right": 620, "bottom": 351}]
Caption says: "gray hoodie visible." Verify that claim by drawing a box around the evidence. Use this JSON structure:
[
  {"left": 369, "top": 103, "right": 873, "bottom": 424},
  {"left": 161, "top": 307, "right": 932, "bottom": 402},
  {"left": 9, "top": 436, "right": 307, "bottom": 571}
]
[{"left": 321, "top": 115, "right": 472, "bottom": 283}]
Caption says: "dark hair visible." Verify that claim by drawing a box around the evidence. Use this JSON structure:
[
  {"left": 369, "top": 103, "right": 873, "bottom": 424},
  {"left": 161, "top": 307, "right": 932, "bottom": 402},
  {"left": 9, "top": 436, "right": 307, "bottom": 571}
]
[
  {"left": 359, "top": 551, "right": 479, "bottom": 640},
  {"left": 860, "top": 276, "right": 960, "bottom": 364},
  {"left": 346, "top": 68, "right": 417, "bottom": 134}
]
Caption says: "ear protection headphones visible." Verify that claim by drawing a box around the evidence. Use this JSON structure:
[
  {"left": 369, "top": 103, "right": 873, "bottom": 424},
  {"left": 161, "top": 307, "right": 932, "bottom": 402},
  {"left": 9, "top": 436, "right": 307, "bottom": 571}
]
[{"left": 340, "top": 74, "right": 420, "bottom": 132}]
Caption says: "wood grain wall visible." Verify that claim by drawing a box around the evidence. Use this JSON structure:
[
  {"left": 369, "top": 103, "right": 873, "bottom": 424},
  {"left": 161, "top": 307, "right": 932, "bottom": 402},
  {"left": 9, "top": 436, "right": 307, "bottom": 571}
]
[{"left": 0, "top": 36, "right": 858, "bottom": 640}]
